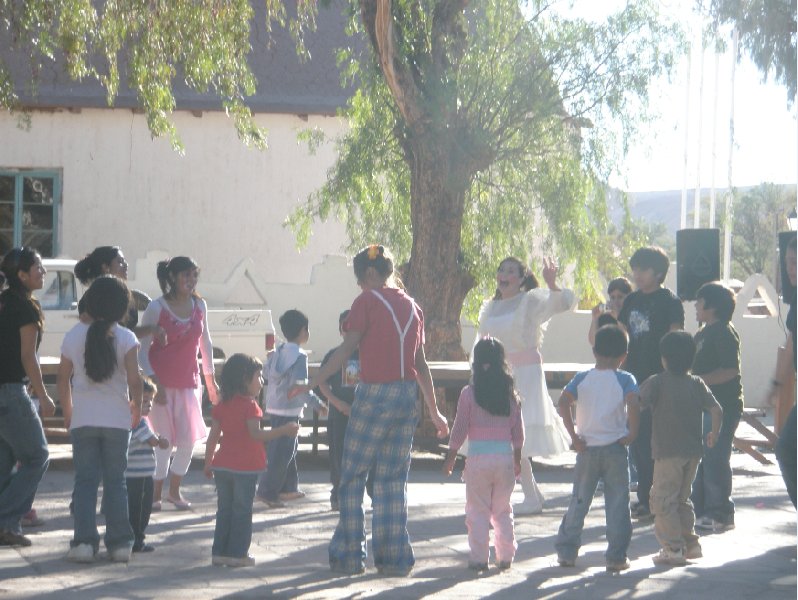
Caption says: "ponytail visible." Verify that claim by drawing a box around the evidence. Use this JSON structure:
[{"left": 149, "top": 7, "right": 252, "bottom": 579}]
[
  {"left": 74, "top": 246, "right": 121, "bottom": 285},
  {"left": 85, "top": 319, "right": 117, "bottom": 382},
  {"left": 80, "top": 275, "right": 132, "bottom": 382}
]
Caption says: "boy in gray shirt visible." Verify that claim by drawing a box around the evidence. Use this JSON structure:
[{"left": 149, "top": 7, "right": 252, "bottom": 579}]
[{"left": 640, "top": 331, "right": 722, "bottom": 566}]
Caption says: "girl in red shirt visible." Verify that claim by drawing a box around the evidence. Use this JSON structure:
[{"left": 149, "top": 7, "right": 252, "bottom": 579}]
[
  {"left": 203, "top": 354, "right": 298, "bottom": 567},
  {"left": 301, "top": 244, "right": 448, "bottom": 576}
]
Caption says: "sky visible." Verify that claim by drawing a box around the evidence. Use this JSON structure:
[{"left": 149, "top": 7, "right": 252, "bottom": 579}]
[{"left": 545, "top": 0, "right": 797, "bottom": 193}]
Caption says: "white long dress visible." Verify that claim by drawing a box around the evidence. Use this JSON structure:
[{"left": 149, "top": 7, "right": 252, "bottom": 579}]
[{"left": 476, "top": 288, "right": 575, "bottom": 458}]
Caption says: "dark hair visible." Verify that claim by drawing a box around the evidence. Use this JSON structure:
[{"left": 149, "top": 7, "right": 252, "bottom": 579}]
[
  {"left": 156, "top": 256, "right": 200, "bottom": 298},
  {"left": 629, "top": 247, "right": 670, "bottom": 284},
  {"left": 607, "top": 277, "right": 632, "bottom": 296},
  {"left": 471, "top": 337, "right": 519, "bottom": 417},
  {"left": 594, "top": 324, "right": 628, "bottom": 358},
  {"left": 280, "top": 309, "right": 309, "bottom": 341},
  {"left": 338, "top": 309, "right": 350, "bottom": 333},
  {"left": 493, "top": 257, "right": 539, "bottom": 300},
  {"left": 141, "top": 375, "right": 157, "bottom": 395},
  {"left": 74, "top": 246, "right": 122, "bottom": 285},
  {"left": 220, "top": 353, "right": 263, "bottom": 401},
  {"left": 660, "top": 330, "right": 695, "bottom": 375},
  {"left": 696, "top": 281, "right": 736, "bottom": 322},
  {"left": 83, "top": 275, "right": 133, "bottom": 382},
  {"left": 596, "top": 312, "right": 619, "bottom": 328},
  {"left": 0, "top": 247, "right": 44, "bottom": 341},
  {"left": 353, "top": 244, "right": 396, "bottom": 285}
]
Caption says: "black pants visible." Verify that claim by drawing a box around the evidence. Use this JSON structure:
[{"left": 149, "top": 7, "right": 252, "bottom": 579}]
[
  {"left": 328, "top": 406, "right": 373, "bottom": 504},
  {"left": 126, "top": 476, "right": 153, "bottom": 550},
  {"left": 631, "top": 410, "right": 654, "bottom": 509},
  {"left": 776, "top": 406, "right": 797, "bottom": 508}
]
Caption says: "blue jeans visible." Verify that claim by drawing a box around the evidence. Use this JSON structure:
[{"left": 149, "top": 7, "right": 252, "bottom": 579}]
[
  {"left": 329, "top": 381, "right": 419, "bottom": 573},
  {"left": 555, "top": 442, "right": 632, "bottom": 564},
  {"left": 71, "top": 426, "right": 133, "bottom": 552},
  {"left": 256, "top": 414, "right": 299, "bottom": 501},
  {"left": 691, "top": 405, "right": 742, "bottom": 524},
  {"left": 0, "top": 384, "right": 50, "bottom": 534},
  {"left": 212, "top": 469, "right": 258, "bottom": 558}
]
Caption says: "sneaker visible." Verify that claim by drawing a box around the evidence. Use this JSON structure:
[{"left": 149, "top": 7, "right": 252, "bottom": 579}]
[
  {"left": 331, "top": 562, "right": 366, "bottom": 575},
  {"left": 212, "top": 555, "right": 231, "bottom": 567},
  {"left": 256, "top": 496, "right": 286, "bottom": 509},
  {"left": 557, "top": 557, "right": 576, "bottom": 567},
  {"left": 279, "top": 490, "right": 306, "bottom": 501},
  {"left": 652, "top": 548, "right": 687, "bottom": 566},
  {"left": 606, "top": 558, "right": 631, "bottom": 572},
  {"left": 0, "top": 530, "right": 32, "bottom": 547},
  {"left": 631, "top": 505, "right": 654, "bottom": 521},
  {"left": 226, "top": 554, "right": 256, "bottom": 568},
  {"left": 695, "top": 516, "right": 734, "bottom": 533},
  {"left": 496, "top": 560, "right": 512, "bottom": 570},
  {"left": 21, "top": 509, "right": 44, "bottom": 528},
  {"left": 513, "top": 500, "right": 543, "bottom": 515},
  {"left": 109, "top": 546, "right": 131, "bottom": 563},
  {"left": 684, "top": 543, "right": 703, "bottom": 559},
  {"left": 66, "top": 544, "right": 95, "bottom": 563},
  {"left": 132, "top": 544, "right": 155, "bottom": 553},
  {"left": 378, "top": 565, "right": 413, "bottom": 577}
]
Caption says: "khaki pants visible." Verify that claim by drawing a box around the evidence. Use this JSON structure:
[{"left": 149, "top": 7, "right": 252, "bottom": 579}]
[{"left": 651, "top": 456, "right": 700, "bottom": 551}]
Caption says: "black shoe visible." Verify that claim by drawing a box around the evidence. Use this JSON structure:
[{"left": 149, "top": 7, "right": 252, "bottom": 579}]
[
  {"left": 330, "top": 562, "right": 365, "bottom": 576},
  {"left": 632, "top": 504, "right": 653, "bottom": 521},
  {"left": 132, "top": 544, "right": 155, "bottom": 553},
  {"left": 377, "top": 565, "right": 413, "bottom": 577},
  {"left": 0, "top": 530, "right": 32, "bottom": 547},
  {"left": 468, "top": 562, "right": 489, "bottom": 572}
]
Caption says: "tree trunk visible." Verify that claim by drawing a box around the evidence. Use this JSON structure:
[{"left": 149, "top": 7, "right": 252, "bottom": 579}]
[{"left": 404, "top": 137, "right": 475, "bottom": 361}]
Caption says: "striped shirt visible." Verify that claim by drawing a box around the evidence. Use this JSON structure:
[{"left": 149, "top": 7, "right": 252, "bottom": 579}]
[{"left": 125, "top": 418, "right": 157, "bottom": 478}]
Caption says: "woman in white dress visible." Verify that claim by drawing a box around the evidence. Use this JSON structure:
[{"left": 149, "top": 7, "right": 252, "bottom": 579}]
[{"left": 476, "top": 256, "right": 574, "bottom": 514}]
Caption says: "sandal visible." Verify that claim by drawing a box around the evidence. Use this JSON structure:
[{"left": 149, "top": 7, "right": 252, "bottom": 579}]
[{"left": 165, "top": 496, "right": 191, "bottom": 510}]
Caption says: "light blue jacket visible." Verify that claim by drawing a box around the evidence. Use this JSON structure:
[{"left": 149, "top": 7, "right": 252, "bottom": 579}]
[{"left": 263, "top": 342, "right": 323, "bottom": 417}]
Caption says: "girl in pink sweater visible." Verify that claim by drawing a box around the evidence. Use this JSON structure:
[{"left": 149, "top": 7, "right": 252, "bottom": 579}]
[{"left": 443, "top": 337, "right": 524, "bottom": 572}]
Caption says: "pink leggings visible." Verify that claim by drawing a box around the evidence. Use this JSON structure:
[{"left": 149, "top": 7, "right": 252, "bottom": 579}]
[{"left": 463, "top": 454, "right": 517, "bottom": 563}]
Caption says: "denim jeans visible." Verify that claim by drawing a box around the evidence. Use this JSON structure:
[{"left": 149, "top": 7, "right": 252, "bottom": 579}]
[
  {"left": 71, "top": 426, "right": 133, "bottom": 552},
  {"left": 127, "top": 476, "right": 153, "bottom": 550},
  {"left": 256, "top": 414, "right": 299, "bottom": 501},
  {"left": 776, "top": 406, "right": 797, "bottom": 508},
  {"left": 555, "top": 442, "right": 632, "bottom": 564},
  {"left": 212, "top": 469, "right": 258, "bottom": 558},
  {"left": 0, "top": 384, "right": 50, "bottom": 534},
  {"left": 691, "top": 405, "right": 742, "bottom": 524}
]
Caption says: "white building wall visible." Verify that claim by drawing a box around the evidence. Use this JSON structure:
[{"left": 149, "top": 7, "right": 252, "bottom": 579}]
[{"left": 0, "top": 108, "right": 350, "bottom": 285}]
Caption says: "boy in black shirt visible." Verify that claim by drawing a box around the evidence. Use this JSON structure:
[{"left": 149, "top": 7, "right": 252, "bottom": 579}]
[
  {"left": 618, "top": 247, "right": 684, "bottom": 519},
  {"left": 691, "top": 282, "right": 743, "bottom": 532}
]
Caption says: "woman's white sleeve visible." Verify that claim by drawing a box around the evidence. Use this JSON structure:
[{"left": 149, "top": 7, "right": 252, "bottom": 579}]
[{"left": 199, "top": 299, "right": 215, "bottom": 376}]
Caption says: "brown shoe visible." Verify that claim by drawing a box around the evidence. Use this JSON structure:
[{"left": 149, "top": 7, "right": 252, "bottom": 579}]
[{"left": 0, "top": 530, "right": 32, "bottom": 547}]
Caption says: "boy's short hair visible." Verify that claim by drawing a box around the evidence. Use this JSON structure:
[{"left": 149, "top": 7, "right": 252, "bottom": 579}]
[
  {"left": 141, "top": 375, "right": 157, "bottom": 395},
  {"left": 660, "top": 331, "right": 695, "bottom": 374},
  {"left": 607, "top": 277, "right": 632, "bottom": 296},
  {"left": 594, "top": 324, "right": 628, "bottom": 358},
  {"left": 597, "top": 313, "right": 619, "bottom": 328},
  {"left": 279, "top": 309, "right": 309, "bottom": 341},
  {"left": 696, "top": 281, "right": 736, "bottom": 321},
  {"left": 630, "top": 246, "right": 670, "bottom": 284}
]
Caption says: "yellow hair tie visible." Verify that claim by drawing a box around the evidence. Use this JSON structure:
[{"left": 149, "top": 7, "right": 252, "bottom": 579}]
[{"left": 367, "top": 245, "right": 380, "bottom": 260}]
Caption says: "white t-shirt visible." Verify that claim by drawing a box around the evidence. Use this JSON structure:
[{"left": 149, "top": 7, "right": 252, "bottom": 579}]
[
  {"left": 61, "top": 322, "right": 139, "bottom": 430},
  {"left": 563, "top": 368, "right": 639, "bottom": 447}
]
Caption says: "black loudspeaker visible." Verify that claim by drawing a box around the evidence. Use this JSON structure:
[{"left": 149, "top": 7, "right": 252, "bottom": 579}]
[
  {"left": 677, "top": 228, "right": 720, "bottom": 301},
  {"left": 779, "top": 231, "right": 796, "bottom": 304}
]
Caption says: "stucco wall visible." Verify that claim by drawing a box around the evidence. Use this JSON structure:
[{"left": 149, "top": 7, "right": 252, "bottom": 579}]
[{"left": 0, "top": 108, "right": 350, "bottom": 285}]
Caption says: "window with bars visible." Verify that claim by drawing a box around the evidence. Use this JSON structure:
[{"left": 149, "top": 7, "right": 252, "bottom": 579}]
[{"left": 0, "top": 170, "right": 61, "bottom": 257}]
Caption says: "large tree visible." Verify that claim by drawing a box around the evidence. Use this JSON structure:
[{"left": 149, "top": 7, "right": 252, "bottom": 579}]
[{"left": 291, "top": 0, "right": 682, "bottom": 358}]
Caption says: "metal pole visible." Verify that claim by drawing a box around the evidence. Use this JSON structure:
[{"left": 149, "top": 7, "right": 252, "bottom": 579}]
[
  {"left": 694, "top": 37, "right": 705, "bottom": 228},
  {"left": 709, "top": 47, "right": 719, "bottom": 227},
  {"left": 681, "top": 39, "right": 692, "bottom": 230},
  {"left": 723, "top": 29, "right": 738, "bottom": 282}
]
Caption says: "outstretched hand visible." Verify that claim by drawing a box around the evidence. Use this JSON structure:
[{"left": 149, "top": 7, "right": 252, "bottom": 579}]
[{"left": 542, "top": 257, "right": 560, "bottom": 290}]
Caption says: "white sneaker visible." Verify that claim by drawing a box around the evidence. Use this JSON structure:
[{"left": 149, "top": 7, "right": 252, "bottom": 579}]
[
  {"left": 109, "top": 547, "right": 131, "bottom": 563},
  {"left": 695, "top": 516, "right": 735, "bottom": 533},
  {"left": 66, "top": 544, "right": 95, "bottom": 563},
  {"left": 227, "top": 555, "right": 256, "bottom": 567},
  {"left": 513, "top": 500, "right": 543, "bottom": 515},
  {"left": 684, "top": 543, "right": 703, "bottom": 559},
  {"left": 652, "top": 548, "right": 687, "bottom": 566}
]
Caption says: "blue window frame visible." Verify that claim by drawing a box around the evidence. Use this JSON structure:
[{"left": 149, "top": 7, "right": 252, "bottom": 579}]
[{"left": 0, "top": 169, "right": 61, "bottom": 257}]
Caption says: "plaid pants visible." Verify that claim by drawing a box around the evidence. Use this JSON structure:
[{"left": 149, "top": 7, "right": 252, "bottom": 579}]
[{"left": 329, "top": 381, "right": 419, "bottom": 573}]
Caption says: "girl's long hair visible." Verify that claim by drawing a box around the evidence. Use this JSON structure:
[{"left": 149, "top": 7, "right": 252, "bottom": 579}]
[
  {"left": 156, "top": 256, "right": 201, "bottom": 299},
  {"left": 82, "top": 275, "right": 132, "bottom": 382},
  {"left": 74, "top": 246, "right": 122, "bottom": 285},
  {"left": 472, "top": 337, "right": 518, "bottom": 416},
  {"left": 220, "top": 353, "right": 263, "bottom": 402},
  {"left": 0, "top": 247, "right": 44, "bottom": 344}
]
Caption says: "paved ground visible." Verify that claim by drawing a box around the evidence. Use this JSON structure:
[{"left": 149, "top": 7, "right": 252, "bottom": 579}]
[{"left": 0, "top": 446, "right": 795, "bottom": 599}]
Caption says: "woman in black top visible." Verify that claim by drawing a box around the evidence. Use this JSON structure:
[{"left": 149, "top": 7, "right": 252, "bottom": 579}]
[{"left": 0, "top": 247, "right": 55, "bottom": 547}]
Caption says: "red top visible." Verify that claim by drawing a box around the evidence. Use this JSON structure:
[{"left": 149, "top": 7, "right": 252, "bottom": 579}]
[
  {"left": 345, "top": 287, "right": 424, "bottom": 383},
  {"left": 149, "top": 300, "right": 204, "bottom": 389},
  {"left": 210, "top": 395, "right": 266, "bottom": 472}
]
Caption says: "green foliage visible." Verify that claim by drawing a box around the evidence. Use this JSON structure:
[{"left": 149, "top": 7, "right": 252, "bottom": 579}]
[
  {"left": 704, "top": 0, "right": 797, "bottom": 104},
  {"left": 0, "top": 0, "right": 317, "bottom": 151},
  {"left": 291, "top": 0, "right": 683, "bottom": 322}
]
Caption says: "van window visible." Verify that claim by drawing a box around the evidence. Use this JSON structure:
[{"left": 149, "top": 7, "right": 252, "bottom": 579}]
[{"left": 37, "top": 271, "right": 76, "bottom": 310}]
